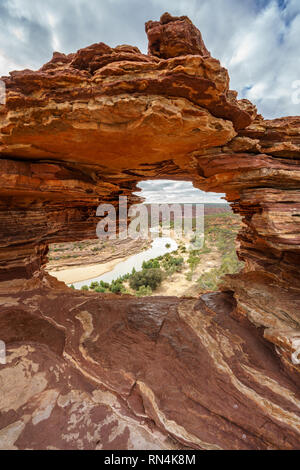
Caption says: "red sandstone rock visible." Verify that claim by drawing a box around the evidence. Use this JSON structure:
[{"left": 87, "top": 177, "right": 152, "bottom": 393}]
[
  {"left": 146, "top": 12, "right": 210, "bottom": 59},
  {"left": 0, "top": 290, "right": 299, "bottom": 450},
  {"left": 0, "top": 12, "right": 300, "bottom": 450}
]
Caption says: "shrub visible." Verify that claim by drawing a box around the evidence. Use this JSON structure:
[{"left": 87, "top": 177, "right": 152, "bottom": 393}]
[
  {"left": 162, "top": 255, "right": 184, "bottom": 275},
  {"left": 129, "top": 268, "right": 163, "bottom": 291},
  {"left": 135, "top": 285, "right": 153, "bottom": 297},
  {"left": 109, "top": 280, "right": 123, "bottom": 293},
  {"left": 187, "top": 253, "right": 200, "bottom": 272},
  {"left": 100, "top": 280, "right": 110, "bottom": 289},
  {"left": 90, "top": 281, "right": 99, "bottom": 289},
  {"left": 142, "top": 259, "right": 160, "bottom": 269},
  {"left": 120, "top": 285, "right": 129, "bottom": 294},
  {"left": 94, "top": 286, "right": 107, "bottom": 293},
  {"left": 81, "top": 285, "right": 89, "bottom": 291}
]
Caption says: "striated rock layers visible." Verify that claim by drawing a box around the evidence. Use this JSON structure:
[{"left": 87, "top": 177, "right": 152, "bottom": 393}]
[{"left": 0, "top": 13, "right": 299, "bottom": 449}]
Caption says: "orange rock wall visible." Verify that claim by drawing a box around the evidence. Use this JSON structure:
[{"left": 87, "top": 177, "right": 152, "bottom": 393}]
[{"left": 0, "top": 13, "right": 299, "bottom": 450}]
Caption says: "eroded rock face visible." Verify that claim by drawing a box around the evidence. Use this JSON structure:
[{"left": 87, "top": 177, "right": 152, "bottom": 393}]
[
  {"left": 0, "top": 12, "right": 299, "bottom": 449},
  {"left": 145, "top": 12, "right": 211, "bottom": 59},
  {"left": 0, "top": 289, "right": 299, "bottom": 450}
]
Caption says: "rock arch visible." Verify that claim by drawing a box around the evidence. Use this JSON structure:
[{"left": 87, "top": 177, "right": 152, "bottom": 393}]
[{"left": 0, "top": 13, "right": 299, "bottom": 449}]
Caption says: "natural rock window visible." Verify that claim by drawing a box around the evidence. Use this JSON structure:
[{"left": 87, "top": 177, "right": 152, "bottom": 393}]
[
  {"left": 0, "top": 12, "right": 299, "bottom": 450},
  {"left": 47, "top": 181, "right": 244, "bottom": 298}
]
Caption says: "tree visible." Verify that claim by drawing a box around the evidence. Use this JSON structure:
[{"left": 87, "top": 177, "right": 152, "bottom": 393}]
[
  {"left": 100, "top": 280, "right": 110, "bottom": 289},
  {"left": 142, "top": 259, "right": 160, "bottom": 269},
  {"left": 129, "top": 268, "right": 163, "bottom": 291},
  {"left": 90, "top": 281, "right": 99, "bottom": 289},
  {"left": 95, "top": 286, "right": 106, "bottom": 293},
  {"left": 109, "top": 280, "right": 123, "bottom": 293}
]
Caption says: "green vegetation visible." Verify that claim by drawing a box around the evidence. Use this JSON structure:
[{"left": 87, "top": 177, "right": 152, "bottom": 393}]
[
  {"left": 90, "top": 281, "right": 100, "bottom": 289},
  {"left": 109, "top": 279, "right": 124, "bottom": 293},
  {"left": 142, "top": 259, "right": 160, "bottom": 269},
  {"left": 161, "top": 254, "right": 184, "bottom": 275},
  {"left": 75, "top": 212, "right": 243, "bottom": 297},
  {"left": 84, "top": 252, "right": 184, "bottom": 295},
  {"left": 197, "top": 215, "right": 243, "bottom": 291},
  {"left": 94, "top": 286, "right": 106, "bottom": 293},
  {"left": 197, "top": 254, "right": 241, "bottom": 291},
  {"left": 187, "top": 251, "right": 201, "bottom": 272},
  {"left": 135, "top": 285, "right": 153, "bottom": 297},
  {"left": 129, "top": 268, "right": 163, "bottom": 291}
]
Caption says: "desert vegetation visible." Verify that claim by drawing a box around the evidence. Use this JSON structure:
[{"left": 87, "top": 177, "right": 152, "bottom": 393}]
[{"left": 78, "top": 211, "right": 243, "bottom": 297}]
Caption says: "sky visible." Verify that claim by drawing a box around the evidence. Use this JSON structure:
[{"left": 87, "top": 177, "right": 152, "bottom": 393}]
[
  {"left": 0, "top": 0, "right": 298, "bottom": 203},
  {"left": 135, "top": 180, "right": 226, "bottom": 204}
]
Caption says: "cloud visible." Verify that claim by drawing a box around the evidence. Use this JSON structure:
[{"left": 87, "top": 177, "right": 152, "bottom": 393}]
[
  {"left": 0, "top": 1, "right": 297, "bottom": 203},
  {"left": 0, "top": 0, "right": 298, "bottom": 118},
  {"left": 135, "top": 180, "right": 227, "bottom": 204}
]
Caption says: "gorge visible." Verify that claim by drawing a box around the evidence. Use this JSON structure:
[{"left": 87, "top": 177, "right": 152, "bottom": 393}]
[{"left": 0, "top": 12, "right": 299, "bottom": 450}]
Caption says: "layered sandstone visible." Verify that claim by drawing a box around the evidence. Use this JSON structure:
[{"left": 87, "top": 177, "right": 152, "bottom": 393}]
[
  {"left": 1, "top": 289, "right": 300, "bottom": 450},
  {"left": 0, "top": 13, "right": 299, "bottom": 449}
]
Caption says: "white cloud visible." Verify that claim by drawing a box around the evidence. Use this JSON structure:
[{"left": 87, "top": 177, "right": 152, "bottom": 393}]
[
  {"left": 0, "top": 49, "right": 23, "bottom": 77},
  {"left": 1, "top": 1, "right": 297, "bottom": 203},
  {"left": 135, "top": 180, "right": 227, "bottom": 204},
  {"left": 0, "top": 0, "right": 298, "bottom": 118}
]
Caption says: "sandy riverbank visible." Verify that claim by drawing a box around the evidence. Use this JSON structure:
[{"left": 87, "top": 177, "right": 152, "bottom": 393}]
[{"left": 48, "top": 255, "right": 130, "bottom": 284}]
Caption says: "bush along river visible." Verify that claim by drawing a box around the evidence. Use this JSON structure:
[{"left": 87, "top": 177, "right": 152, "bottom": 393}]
[{"left": 71, "top": 236, "right": 178, "bottom": 290}]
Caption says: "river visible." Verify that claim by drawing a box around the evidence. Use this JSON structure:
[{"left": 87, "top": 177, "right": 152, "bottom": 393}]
[{"left": 72, "top": 236, "right": 178, "bottom": 289}]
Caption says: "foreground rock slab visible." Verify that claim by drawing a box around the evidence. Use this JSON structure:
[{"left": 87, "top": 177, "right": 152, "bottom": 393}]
[{"left": 0, "top": 288, "right": 299, "bottom": 450}]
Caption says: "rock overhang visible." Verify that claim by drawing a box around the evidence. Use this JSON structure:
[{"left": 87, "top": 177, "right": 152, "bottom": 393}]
[{"left": 0, "top": 12, "right": 299, "bottom": 450}]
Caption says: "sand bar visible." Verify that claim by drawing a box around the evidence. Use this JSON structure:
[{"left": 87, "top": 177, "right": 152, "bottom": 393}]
[{"left": 48, "top": 256, "right": 128, "bottom": 284}]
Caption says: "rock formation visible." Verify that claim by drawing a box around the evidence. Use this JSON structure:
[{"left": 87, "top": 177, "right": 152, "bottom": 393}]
[{"left": 0, "top": 13, "right": 299, "bottom": 450}]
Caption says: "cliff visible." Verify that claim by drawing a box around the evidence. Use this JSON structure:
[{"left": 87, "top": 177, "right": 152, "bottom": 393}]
[{"left": 0, "top": 13, "right": 299, "bottom": 450}]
